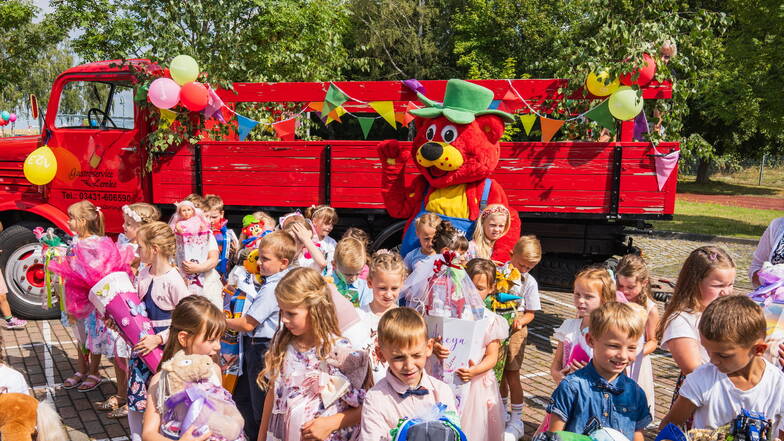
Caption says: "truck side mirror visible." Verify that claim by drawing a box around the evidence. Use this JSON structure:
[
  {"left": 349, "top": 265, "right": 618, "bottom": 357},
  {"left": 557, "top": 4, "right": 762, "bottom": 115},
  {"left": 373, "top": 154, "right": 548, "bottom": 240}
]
[{"left": 30, "top": 94, "right": 39, "bottom": 120}]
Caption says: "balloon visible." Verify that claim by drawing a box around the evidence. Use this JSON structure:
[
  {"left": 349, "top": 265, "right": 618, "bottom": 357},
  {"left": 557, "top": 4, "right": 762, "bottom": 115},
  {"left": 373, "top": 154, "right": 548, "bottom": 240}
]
[
  {"left": 23, "top": 146, "right": 58, "bottom": 185},
  {"left": 8, "top": 113, "right": 16, "bottom": 122},
  {"left": 0, "top": 119, "right": 7, "bottom": 126},
  {"left": 608, "top": 86, "right": 644, "bottom": 121},
  {"left": 179, "top": 82, "right": 209, "bottom": 111},
  {"left": 620, "top": 53, "right": 656, "bottom": 86},
  {"left": 170, "top": 55, "right": 199, "bottom": 86},
  {"left": 0, "top": 111, "right": 9, "bottom": 121},
  {"left": 585, "top": 71, "right": 620, "bottom": 97},
  {"left": 148, "top": 78, "right": 181, "bottom": 109},
  {"left": 51, "top": 145, "right": 81, "bottom": 183}
]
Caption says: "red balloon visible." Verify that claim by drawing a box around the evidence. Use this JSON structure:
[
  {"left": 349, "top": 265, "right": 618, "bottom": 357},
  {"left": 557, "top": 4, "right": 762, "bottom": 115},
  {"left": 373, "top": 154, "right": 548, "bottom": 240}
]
[
  {"left": 163, "top": 68, "right": 172, "bottom": 79},
  {"left": 620, "top": 53, "right": 656, "bottom": 86},
  {"left": 0, "top": 119, "right": 7, "bottom": 126},
  {"left": 180, "top": 82, "right": 209, "bottom": 111}
]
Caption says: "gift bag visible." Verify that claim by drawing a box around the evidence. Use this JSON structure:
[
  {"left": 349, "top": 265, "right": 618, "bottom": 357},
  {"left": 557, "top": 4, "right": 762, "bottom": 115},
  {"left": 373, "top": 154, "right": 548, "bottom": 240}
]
[
  {"left": 176, "top": 231, "right": 211, "bottom": 291},
  {"left": 748, "top": 263, "right": 784, "bottom": 366},
  {"left": 390, "top": 403, "right": 468, "bottom": 441}
]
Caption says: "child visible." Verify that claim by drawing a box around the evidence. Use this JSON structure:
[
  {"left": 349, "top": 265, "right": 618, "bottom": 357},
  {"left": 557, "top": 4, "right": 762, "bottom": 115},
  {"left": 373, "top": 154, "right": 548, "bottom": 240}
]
[
  {"left": 204, "top": 194, "right": 239, "bottom": 279},
  {"left": 280, "top": 212, "right": 327, "bottom": 272},
  {"left": 661, "top": 296, "right": 784, "bottom": 438},
  {"left": 551, "top": 266, "right": 616, "bottom": 384},
  {"left": 356, "top": 250, "right": 408, "bottom": 383},
  {"left": 332, "top": 237, "right": 372, "bottom": 307},
  {"left": 341, "top": 227, "right": 371, "bottom": 279},
  {"left": 258, "top": 267, "right": 368, "bottom": 441},
  {"left": 453, "top": 234, "right": 471, "bottom": 265},
  {"left": 0, "top": 332, "right": 30, "bottom": 394},
  {"left": 471, "top": 204, "right": 511, "bottom": 260},
  {"left": 61, "top": 201, "right": 106, "bottom": 393},
  {"left": 360, "top": 308, "right": 458, "bottom": 441},
  {"left": 305, "top": 204, "right": 339, "bottom": 270},
  {"left": 403, "top": 213, "right": 441, "bottom": 271},
  {"left": 657, "top": 246, "right": 735, "bottom": 405},
  {"left": 225, "top": 231, "right": 297, "bottom": 441},
  {"left": 547, "top": 302, "right": 652, "bottom": 441},
  {"left": 615, "top": 254, "right": 658, "bottom": 416},
  {"left": 141, "top": 295, "right": 228, "bottom": 441},
  {"left": 128, "top": 221, "right": 190, "bottom": 441},
  {"left": 183, "top": 193, "right": 207, "bottom": 211}
]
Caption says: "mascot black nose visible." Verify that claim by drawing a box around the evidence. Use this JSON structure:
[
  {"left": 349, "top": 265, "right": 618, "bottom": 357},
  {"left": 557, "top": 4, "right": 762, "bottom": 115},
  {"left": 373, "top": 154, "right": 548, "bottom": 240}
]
[{"left": 420, "top": 142, "right": 443, "bottom": 161}]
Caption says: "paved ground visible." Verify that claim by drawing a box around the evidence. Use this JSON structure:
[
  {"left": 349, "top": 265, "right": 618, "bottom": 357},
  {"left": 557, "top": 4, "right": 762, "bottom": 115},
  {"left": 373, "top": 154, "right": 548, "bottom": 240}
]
[
  {"left": 0, "top": 234, "right": 760, "bottom": 441},
  {"left": 679, "top": 193, "right": 784, "bottom": 210}
]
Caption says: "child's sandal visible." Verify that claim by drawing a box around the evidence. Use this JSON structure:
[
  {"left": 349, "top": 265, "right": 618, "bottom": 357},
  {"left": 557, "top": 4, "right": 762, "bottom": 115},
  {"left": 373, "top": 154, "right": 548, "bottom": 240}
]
[
  {"left": 63, "top": 372, "right": 85, "bottom": 390},
  {"left": 77, "top": 374, "right": 103, "bottom": 392},
  {"left": 107, "top": 404, "right": 128, "bottom": 419},
  {"left": 95, "top": 394, "right": 123, "bottom": 411}
]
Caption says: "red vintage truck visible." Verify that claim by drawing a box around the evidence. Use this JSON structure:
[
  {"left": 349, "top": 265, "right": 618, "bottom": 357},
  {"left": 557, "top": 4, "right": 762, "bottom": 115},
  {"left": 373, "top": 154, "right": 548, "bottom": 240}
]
[{"left": 0, "top": 59, "right": 678, "bottom": 319}]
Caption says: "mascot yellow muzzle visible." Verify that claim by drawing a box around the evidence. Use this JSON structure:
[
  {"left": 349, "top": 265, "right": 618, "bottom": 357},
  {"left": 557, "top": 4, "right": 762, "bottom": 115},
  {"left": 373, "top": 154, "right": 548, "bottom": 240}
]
[{"left": 415, "top": 142, "right": 464, "bottom": 171}]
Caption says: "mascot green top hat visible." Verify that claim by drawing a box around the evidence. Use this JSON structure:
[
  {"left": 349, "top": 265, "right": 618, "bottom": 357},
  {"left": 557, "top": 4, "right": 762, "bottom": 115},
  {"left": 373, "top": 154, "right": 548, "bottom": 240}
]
[{"left": 410, "top": 79, "right": 515, "bottom": 124}]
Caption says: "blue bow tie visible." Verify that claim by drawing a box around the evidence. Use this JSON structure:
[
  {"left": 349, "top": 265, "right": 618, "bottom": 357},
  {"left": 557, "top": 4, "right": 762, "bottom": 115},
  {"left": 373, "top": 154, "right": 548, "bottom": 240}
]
[
  {"left": 399, "top": 386, "right": 429, "bottom": 398},
  {"left": 596, "top": 382, "right": 624, "bottom": 395}
]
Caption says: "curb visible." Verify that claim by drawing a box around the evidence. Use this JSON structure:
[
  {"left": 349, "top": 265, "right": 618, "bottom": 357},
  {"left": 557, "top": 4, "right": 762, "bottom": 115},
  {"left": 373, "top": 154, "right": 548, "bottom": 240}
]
[{"left": 625, "top": 228, "right": 759, "bottom": 245}]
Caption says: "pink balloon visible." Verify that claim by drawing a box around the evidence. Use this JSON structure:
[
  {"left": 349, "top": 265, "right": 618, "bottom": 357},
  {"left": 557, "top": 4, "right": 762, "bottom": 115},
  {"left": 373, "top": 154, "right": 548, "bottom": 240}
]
[
  {"left": 9, "top": 113, "right": 16, "bottom": 122},
  {"left": 148, "top": 78, "right": 181, "bottom": 109}
]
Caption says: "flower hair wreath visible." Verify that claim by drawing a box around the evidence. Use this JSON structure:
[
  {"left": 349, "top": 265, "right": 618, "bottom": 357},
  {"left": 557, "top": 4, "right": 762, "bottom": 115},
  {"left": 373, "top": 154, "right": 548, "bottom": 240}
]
[
  {"left": 122, "top": 205, "right": 142, "bottom": 223},
  {"left": 480, "top": 205, "right": 509, "bottom": 220}
]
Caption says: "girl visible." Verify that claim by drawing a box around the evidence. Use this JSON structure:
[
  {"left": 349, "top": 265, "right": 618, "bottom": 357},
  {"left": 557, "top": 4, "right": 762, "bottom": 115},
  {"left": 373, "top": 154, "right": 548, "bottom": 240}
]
[
  {"left": 471, "top": 204, "right": 511, "bottom": 260},
  {"left": 452, "top": 258, "right": 509, "bottom": 441},
  {"left": 341, "top": 227, "right": 370, "bottom": 280},
  {"left": 403, "top": 213, "right": 441, "bottom": 271},
  {"left": 550, "top": 266, "right": 616, "bottom": 383},
  {"left": 142, "top": 295, "right": 227, "bottom": 441},
  {"left": 615, "top": 254, "right": 658, "bottom": 416},
  {"left": 258, "top": 268, "right": 367, "bottom": 441},
  {"left": 305, "top": 204, "right": 339, "bottom": 271},
  {"left": 656, "top": 246, "right": 735, "bottom": 406},
  {"left": 62, "top": 200, "right": 106, "bottom": 393},
  {"left": 332, "top": 237, "right": 372, "bottom": 307},
  {"left": 281, "top": 212, "right": 327, "bottom": 272},
  {"left": 355, "top": 251, "right": 408, "bottom": 383},
  {"left": 128, "top": 221, "right": 190, "bottom": 441}
]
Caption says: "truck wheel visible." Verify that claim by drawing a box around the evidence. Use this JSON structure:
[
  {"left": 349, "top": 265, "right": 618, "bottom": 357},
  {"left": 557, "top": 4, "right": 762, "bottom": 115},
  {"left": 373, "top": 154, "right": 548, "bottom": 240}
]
[
  {"left": 0, "top": 225, "right": 60, "bottom": 319},
  {"left": 531, "top": 254, "right": 593, "bottom": 291},
  {"left": 371, "top": 220, "right": 406, "bottom": 252}
]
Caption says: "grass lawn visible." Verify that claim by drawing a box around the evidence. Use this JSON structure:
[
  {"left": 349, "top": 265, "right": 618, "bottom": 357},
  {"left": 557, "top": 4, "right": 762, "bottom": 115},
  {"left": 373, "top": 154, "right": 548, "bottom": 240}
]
[{"left": 651, "top": 200, "right": 783, "bottom": 239}]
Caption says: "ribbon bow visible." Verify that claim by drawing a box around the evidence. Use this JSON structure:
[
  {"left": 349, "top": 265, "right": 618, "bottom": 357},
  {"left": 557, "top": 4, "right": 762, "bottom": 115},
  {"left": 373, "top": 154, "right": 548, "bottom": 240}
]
[
  {"left": 433, "top": 251, "right": 461, "bottom": 274},
  {"left": 750, "top": 272, "right": 784, "bottom": 306},
  {"left": 399, "top": 386, "right": 429, "bottom": 398},
  {"left": 596, "top": 382, "right": 624, "bottom": 395},
  {"left": 127, "top": 299, "right": 148, "bottom": 318},
  {"left": 164, "top": 386, "right": 217, "bottom": 436}
]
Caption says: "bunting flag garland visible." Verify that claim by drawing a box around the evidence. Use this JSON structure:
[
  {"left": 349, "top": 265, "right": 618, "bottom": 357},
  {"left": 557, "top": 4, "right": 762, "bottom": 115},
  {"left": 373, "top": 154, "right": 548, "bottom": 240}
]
[
  {"left": 273, "top": 118, "right": 297, "bottom": 141},
  {"left": 237, "top": 114, "right": 259, "bottom": 141},
  {"left": 159, "top": 109, "right": 177, "bottom": 129},
  {"left": 404, "top": 101, "right": 419, "bottom": 125},
  {"left": 323, "top": 84, "right": 348, "bottom": 117},
  {"left": 325, "top": 106, "right": 346, "bottom": 124},
  {"left": 403, "top": 79, "right": 426, "bottom": 95},
  {"left": 489, "top": 100, "right": 501, "bottom": 110},
  {"left": 203, "top": 86, "right": 225, "bottom": 120},
  {"left": 653, "top": 147, "right": 680, "bottom": 190},
  {"left": 540, "top": 117, "right": 565, "bottom": 142},
  {"left": 370, "top": 101, "right": 396, "bottom": 128},
  {"left": 519, "top": 114, "right": 537, "bottom": 136},
  {"left": 308, "top": 102, "right": 324, "bottom": 113},
  {"left": 358, "top": 117, "right": 375, "bottom": 139},
  {"left": 583, "top": 100, "right": 615, "bottom": 131},
  {"left": 633, "top": 111, "right": 649, "bottom": 141},
  {"left": 395, "top": 112, "right": 406, "bottom": 125}
]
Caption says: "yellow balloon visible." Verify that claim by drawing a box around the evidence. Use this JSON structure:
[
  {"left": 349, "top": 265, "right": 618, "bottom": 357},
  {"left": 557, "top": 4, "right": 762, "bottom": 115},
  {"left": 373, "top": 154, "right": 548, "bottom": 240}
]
[
  {"left": 23, "top": 146, "right": 58, "bottom": 185},
  {"left": 170, "top": 55, "right": 199, "bottom": 86},
  {"left": 586, "top": 71, "right": 620, "bottom": 97},
  {"left": 608, "top": 86, "right": 644, "bottom": 121}
]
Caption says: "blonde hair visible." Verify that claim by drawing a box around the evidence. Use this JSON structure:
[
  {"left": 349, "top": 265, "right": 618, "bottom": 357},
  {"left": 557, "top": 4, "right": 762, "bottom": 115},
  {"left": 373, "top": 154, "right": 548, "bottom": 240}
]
[
  {"left": 465, "top": 258, "right": 497, "bottom": 293},
  {"left": 341, "top": 228, "right": 371, "bottom": 263},
  {"left": 512, "top": 235, "right": 542, "bottom": 265},
  {"left": 656, "top": 246, "right": 735, "bottom": 342},
  {"left": 136, "top": 221, "right": 176, "bottom": 259},
  {"left": 161, "top": 296, "right": 226, "bottom": 367},
  {"left": 590, "top": 302, "right": 646, "bottom": 340},
  {"left": 258, "top": 231, "right": 297, "bottom": 264},
  {"left": 472, "top": 204, "right": 511, "bottom": 259},
  {"left": 574, "top": 265, "right": 616, "bottom": 304},
  {"left": 368, "top": 251, "right": 407, "bottom": 282},
  {"left": 377, "top": 307, "right": 428, "bottom": 349},
  {"left": 305, "top": 204, "right": 338, "bottom": 225},
  {"left": 203, "top": 194, "right": 224, "bottom": 213},
  {"left": 183, "top": 193, "right": 206, "bottom": 211},
  {"left": 334, "top": 237, "right": 367, "bottom": 272},
  {"left": 248, "top": 211, "right": 276, "bottom": 231},
  {"left": 415, "top": 213, "right": 442, "bottom": 231},
  {"left": 68, "top": 200, "right": 105, "bottom": 236},
  {"left": 699, "top": 296, "right": 765, "bottom": 346},
  {"left": 258, "top": 268, "right": 340, "bottom": 389},
  {"left": 125, "top": 203, "right": 160, "bottom": 224},
  {"left": 615, "top": 254, "right": 652, "bottom": 307}
]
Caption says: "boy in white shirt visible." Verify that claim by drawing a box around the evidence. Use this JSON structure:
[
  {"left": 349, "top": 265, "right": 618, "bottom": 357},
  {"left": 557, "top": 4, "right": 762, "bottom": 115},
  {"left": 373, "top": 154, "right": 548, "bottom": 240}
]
[{"left": 661, "top": 295, "right": 784, "bottom": 438}]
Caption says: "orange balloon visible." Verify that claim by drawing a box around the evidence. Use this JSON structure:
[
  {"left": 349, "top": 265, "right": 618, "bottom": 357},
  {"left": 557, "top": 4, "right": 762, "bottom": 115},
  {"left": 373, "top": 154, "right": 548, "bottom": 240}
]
[{"left": 50, "top": 145, "right": 81, "bottom": 183}]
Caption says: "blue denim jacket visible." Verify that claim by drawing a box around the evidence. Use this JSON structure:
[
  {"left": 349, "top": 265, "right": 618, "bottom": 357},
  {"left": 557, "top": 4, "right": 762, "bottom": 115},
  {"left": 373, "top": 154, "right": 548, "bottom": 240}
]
[{"left": 546, "top": 361, "right": 652, "bottom": 440}]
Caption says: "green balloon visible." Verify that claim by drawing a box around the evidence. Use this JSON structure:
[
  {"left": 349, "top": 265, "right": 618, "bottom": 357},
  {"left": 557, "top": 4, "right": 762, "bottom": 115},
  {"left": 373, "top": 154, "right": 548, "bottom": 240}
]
[
  {"left": 608, "top": 86, "right": 644, "bottom": 121},
  {"left": 170, "top": 55, "right": 199, "bottom": 86}
]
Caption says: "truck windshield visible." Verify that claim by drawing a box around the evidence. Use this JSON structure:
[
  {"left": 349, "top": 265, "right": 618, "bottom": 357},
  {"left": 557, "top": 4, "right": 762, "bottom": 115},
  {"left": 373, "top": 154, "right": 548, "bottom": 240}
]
[{"left": 54, "top": 81, "right": 134, "bottom": 129}]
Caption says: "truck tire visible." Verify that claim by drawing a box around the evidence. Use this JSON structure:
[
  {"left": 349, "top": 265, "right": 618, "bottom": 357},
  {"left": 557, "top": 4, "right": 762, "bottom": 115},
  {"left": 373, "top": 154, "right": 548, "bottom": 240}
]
[
  {"left": 531, "top": 254, "right": 594, "bottom": 292},
  {"left": 0, "top": 225, "right": 60, "bottom": 319}
]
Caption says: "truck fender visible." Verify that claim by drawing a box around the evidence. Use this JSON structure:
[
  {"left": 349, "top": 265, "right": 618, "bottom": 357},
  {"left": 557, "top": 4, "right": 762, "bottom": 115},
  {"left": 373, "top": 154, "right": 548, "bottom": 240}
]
[{"left": 0, "top": 200, "right": 70, "bottom": 232}]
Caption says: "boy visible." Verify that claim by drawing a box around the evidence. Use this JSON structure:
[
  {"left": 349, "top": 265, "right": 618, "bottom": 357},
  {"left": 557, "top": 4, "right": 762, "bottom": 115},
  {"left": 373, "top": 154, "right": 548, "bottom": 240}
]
[
  {"left": 360, "top": 308, "right": 458, "bottom": 441},
  {"left": 225, "top": 231, "right": 297, "bottom": 441},
  {"left": 661, "top": 296, "right": 784, "bottom": 438},
  {"left": 547, "top": 302, "right": 651, "bottom": 441},
  {"left": 503, "top": 235, "right": 542, "bottom": 440},
  {"left": 203, "top": 194, "right": 239, "bottom": 278}
]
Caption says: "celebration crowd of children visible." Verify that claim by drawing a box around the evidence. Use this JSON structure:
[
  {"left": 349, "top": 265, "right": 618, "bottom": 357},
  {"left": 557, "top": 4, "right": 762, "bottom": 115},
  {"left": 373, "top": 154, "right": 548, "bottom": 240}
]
[{"left": 2, "top": 194, "right": 784, "bottom": 441}]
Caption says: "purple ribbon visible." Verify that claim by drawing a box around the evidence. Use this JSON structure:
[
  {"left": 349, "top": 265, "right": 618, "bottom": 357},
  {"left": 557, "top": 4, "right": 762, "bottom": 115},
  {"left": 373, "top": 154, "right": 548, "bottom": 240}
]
[
  {"left": 403, "top": 79, "right": 426, "bottom": 95},
  {"left": 750, "top": 273, "right": 784, "bottom": 306},
  {"left": 164, "top": 385, "right": 216, "bottom": 435}
]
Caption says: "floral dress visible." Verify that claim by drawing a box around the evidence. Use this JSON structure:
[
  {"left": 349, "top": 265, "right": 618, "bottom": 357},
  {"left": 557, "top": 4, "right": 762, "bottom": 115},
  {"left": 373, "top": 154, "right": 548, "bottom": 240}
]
[{"left": 266, "top": 338, "right": 366, "bottom": 441}]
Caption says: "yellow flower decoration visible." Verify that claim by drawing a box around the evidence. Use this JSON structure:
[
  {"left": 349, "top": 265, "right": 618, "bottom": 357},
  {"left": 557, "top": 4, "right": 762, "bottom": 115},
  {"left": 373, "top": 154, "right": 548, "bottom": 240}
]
[{"left": 495, "top": 267, "right": 520, "bottom": 294}]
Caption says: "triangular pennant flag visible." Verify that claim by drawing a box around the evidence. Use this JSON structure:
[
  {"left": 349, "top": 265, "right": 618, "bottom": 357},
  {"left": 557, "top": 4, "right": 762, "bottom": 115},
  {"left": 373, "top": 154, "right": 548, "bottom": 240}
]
[
  {"left": 237, "top": 114, "right": 259, "bottom": 141},
  {"left": 501, "top": 88, "right": 520, "bottom": 103},
  {"left": 202, "top": 86, "right": 224, "bottom": 120},
  {"left": 214, "top": 107, "right": 226, "bottom": 124},
  {"left": 519, "top": 114, "right": 537, "bottom": 136},
  {"left": 403, "top": 79, "right": 426, "bottom": 95},
  {"left": 653, "top": 147, "right": 680, "bottom": 190},
  {"left": 403, "top": 112, "right": 415, "bottom": 125},
  {"left": 404, "top": 101, "right": 419, "bottom": 125},
  {"left": 633, "top": 111, "right": 649, "bottom": 141},
  {"left": 335, "top": 106, "right": 346, "bottom": 117},
  {"left": 370, "top": 101, "right": 396, "bottom": 128},
  {"left": 489, "top": 100, "right": 501, "bottom": 110},
  {"left": 324, "top": 84, "right": 348, "bottom": 108},
  {"left": 159, "top": 109, "right": 177, "bottom": 129},
  {"left": 307, "top": 102, "right": 324, "bottom": 113},
  {"left": 320, "top": 101, "right": 335, "bottom": 118},
  {"left": 540, "top": 117, "right": 565, "bottom": 142},
  {"left": 325, "top": 107, "right": 343, "bottom": 125},
  {"left": 273, "top": 118, "right": 297, "bottom": 141},
  {"left": 584, "top": 100, "right": 615, "bottom": 131},
  {"left": 395, "top": 112, "right": 406, "bottom": 125},
  {"left": 358, "top": 117, "right": 375, "bottom": 139}
]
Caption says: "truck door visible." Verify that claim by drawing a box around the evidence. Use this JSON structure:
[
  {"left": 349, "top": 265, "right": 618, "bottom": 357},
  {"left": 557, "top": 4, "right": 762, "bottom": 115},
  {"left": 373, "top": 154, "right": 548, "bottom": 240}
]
[{"left": 45, "top": 75, "right": 143, "bottom": 233}]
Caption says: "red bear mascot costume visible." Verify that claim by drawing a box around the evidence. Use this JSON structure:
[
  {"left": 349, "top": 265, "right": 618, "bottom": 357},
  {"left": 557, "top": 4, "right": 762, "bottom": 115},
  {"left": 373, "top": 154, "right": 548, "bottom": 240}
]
[{"left": 378, "top": 79, "right": 521, "bottom": 262}]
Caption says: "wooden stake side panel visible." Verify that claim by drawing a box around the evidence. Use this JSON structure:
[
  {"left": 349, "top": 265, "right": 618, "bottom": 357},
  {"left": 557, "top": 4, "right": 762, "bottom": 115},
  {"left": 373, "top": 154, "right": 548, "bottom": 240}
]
[{"left": 151, "top": 141, "right": 679, "bottom": 215}]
